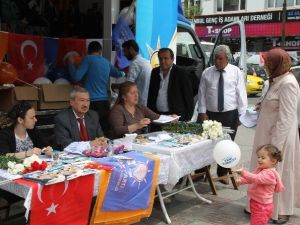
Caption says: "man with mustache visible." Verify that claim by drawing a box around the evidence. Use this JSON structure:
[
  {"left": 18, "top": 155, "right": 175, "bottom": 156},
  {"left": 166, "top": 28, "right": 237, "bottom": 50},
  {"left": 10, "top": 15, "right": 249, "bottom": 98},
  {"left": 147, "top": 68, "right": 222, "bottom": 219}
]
[{"left": 54, "top": 86, "right": 106, "bottom": 151}]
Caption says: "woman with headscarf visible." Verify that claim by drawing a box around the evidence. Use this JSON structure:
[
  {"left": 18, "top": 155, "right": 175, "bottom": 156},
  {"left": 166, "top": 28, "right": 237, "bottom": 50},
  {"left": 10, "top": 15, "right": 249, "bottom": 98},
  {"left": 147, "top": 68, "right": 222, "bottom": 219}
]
[{"left": 246, "top": 48, "right": 300, "bottom": 224}]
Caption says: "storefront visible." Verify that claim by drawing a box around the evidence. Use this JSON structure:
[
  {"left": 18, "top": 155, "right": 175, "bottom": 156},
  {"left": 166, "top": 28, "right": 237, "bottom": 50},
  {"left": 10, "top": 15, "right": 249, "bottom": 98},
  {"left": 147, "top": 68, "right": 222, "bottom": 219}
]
[{"left": 195, "top": 9, "right": 300, "bottom": 52}]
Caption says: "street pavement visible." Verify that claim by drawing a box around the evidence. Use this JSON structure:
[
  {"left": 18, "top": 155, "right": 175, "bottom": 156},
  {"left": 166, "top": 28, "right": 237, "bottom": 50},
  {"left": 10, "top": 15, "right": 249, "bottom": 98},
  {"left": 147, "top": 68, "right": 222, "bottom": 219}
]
[{"left": 136, "top": 97, "right": 300, "bottom": 225}]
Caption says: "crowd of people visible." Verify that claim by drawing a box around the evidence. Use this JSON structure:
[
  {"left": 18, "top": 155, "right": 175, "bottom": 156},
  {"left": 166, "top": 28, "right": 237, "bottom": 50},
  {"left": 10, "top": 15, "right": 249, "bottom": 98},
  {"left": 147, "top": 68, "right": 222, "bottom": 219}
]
[{"left": 0, "top": 41, "right": 299, "bottom": 225}]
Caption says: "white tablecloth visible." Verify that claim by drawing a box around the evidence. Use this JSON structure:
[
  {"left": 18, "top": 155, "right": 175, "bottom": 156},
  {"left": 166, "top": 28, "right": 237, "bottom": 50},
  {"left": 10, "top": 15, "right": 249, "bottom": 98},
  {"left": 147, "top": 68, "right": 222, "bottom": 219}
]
[{"left": 133, "top": 135, "right": 230, "bottom": 189}]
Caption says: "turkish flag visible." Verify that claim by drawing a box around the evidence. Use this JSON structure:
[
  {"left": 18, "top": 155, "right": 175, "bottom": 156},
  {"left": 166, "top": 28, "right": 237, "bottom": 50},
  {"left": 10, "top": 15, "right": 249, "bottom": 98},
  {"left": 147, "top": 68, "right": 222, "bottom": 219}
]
[
  {"left": 56, "top": 38, "right": 86, "bottom": 68},
  {"left": 7, "top": 33, "right": 45, "bottom": 83},
  {"left": 0, "top": 31, "right": 8, "bottom": 63},
  {"left": 16, "top": 175, "right": 94, "bottom": 225}
]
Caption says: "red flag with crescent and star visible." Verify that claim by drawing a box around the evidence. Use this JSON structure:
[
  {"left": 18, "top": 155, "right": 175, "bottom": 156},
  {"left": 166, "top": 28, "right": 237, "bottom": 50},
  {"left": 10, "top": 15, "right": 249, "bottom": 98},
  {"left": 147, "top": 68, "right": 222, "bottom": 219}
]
[
  {"left": 56, "top": 38, "right": 86, "bottom": 68},
  {"left": 16, "top": 174, "right": 94, "bottom": 225},
  {"left": 7, "top": 33, "right": 45, "bottom": 83}
]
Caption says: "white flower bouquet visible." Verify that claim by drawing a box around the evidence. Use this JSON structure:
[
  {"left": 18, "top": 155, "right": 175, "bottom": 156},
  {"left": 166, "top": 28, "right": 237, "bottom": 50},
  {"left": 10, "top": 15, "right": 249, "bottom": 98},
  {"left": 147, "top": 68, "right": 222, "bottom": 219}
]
[
  {"left": 202, "top": 120, "right": 223, "bottom": 140},
  {"left": 7, "top": 154, "right": 47, "bottom": 174}
]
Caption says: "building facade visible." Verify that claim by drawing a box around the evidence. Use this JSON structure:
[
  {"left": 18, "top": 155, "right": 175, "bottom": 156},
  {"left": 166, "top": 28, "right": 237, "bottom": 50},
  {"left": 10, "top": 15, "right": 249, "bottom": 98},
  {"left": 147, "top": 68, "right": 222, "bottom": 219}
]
[{"left": 195, "top": 0, "right": 300, "bottom": 52}]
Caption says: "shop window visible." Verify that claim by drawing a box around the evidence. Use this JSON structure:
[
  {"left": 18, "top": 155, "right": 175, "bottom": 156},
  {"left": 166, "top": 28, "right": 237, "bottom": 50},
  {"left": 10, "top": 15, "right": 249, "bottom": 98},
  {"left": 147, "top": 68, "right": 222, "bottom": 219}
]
[
  {"left": 217, "top": 0, "right": 246, "bottom": 12},
  {"left": 268, "top": 0, "right": 297, "bottom": 7}
]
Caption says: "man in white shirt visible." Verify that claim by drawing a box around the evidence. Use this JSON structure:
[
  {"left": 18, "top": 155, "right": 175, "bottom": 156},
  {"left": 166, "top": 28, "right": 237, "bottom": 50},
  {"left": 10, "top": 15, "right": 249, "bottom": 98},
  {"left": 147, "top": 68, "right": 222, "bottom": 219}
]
[
  {"left": 147, "top": 48, "right": 194, "bottom": 121},
  {"left": 112, "top": 40, "right": 151, "bottom": 106},
  {"left": 197, "top": 45, "right": 247, "bottom": 183}
]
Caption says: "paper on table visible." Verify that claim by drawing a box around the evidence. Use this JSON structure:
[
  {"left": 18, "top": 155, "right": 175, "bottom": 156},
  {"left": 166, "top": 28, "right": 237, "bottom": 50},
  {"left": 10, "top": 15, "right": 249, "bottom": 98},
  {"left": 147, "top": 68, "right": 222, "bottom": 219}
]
[
  {"left": 239, "top": 109, "right": 258, "bottom": 128},
  {"left": 153, "top": 115, "right": 180, "bottom": 124}
]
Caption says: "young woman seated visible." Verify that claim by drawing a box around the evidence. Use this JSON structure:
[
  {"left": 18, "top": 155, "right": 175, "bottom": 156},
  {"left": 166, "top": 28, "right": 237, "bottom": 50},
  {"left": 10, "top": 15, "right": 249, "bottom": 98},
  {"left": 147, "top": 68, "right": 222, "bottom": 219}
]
[{"left": 0, "top": 102, "right": 52, "bottom": 159}]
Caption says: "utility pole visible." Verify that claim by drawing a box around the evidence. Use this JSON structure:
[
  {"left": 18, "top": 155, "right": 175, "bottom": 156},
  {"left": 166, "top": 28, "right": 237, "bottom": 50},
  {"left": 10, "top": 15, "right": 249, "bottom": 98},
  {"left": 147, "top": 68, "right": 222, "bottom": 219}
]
[{"left": 281, "top": 0, "right": 287, "bottom": 47}]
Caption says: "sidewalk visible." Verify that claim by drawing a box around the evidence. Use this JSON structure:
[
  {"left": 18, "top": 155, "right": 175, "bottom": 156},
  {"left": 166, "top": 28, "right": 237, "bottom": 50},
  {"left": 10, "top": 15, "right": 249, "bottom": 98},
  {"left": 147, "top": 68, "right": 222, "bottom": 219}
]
[{"left": 137, "top": 126, "right": 300, "bottom": 225}]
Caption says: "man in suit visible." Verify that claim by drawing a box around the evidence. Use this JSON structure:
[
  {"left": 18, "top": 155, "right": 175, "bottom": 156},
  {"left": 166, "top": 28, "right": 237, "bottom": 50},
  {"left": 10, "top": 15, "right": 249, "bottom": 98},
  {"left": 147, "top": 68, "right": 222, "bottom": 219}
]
[
  {"left": 54, "top": 86, "right": 106, "bottom": 151},
  {"left": 147, "top": 48, "right": 194, "bottom": 121}
]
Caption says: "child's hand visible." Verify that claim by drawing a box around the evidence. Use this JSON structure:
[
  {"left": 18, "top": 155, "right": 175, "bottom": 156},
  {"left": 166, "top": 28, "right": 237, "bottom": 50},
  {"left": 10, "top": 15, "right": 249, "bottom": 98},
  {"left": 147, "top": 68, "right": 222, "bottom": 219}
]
[
  {"left": 236, "top": 179, "right": 241, "bottom": 187},
  {"left": 232, "top": 168, "right": 244, "bottom": 175}
]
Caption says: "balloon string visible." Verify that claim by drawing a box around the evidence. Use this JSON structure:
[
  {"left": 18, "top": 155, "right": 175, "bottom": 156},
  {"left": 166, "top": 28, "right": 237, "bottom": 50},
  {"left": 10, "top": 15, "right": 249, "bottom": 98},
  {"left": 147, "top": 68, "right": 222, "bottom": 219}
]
[{"left": 16, "top": 78, "right": 40, "bottom": 89}]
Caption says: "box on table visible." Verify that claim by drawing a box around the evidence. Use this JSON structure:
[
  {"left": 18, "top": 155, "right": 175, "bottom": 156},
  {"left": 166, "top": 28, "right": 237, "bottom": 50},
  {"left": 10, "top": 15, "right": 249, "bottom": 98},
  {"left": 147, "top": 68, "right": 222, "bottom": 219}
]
[
  {"left": 0, "top": 86, "right": 38, "bottom": 112},
  {"left": 38, "top": 84, "right": 73, "bottom": 110}
]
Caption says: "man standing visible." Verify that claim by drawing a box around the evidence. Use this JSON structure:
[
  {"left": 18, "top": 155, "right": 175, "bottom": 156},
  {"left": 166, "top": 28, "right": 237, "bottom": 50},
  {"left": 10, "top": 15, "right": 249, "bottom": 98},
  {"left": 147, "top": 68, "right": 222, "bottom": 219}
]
[
  {"left": 121, "top": 39, "right": 152, "bottom": 106},
  {"left": 68, "top": 41, "right": 124, "bottom": 135},
  {"left": 197, "top": 45, "right": 247, "bottom": 184},
  {"left": 147, "top": 48, "right": 194, "bottom": 121},
  {"left": 54, "top": 86, "right": 106, "bottom": 151}
]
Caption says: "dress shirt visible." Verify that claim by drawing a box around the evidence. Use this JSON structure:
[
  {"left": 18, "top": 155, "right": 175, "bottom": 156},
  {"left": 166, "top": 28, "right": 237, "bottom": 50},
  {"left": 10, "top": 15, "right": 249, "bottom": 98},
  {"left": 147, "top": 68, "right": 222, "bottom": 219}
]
[
  {"left": 156, "top": 67, "right": 171, "bottom": 112},
  {"left": 126, "top": 54, "right": 152, "bottom": 106},
  {"left": 198, "top": 64, "right": 247, "bottom": 115},
  {"left": 72, "top": 110, "right": 91, "bottom": 148},
  {"left": 73, "top": 110, "right": 86, "bottom": 130}
]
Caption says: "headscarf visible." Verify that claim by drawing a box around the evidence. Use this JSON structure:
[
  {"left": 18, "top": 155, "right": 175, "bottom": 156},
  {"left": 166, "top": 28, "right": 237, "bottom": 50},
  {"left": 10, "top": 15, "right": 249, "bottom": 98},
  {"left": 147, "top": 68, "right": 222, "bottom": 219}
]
[{"left": 262, "top": 48, "right": 291, "bottom": 79}]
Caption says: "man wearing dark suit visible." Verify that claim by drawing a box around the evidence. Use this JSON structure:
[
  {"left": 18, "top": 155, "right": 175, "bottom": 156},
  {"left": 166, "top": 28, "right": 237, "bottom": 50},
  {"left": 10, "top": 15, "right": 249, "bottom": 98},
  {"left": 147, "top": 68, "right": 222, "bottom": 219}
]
[
  {"left": 54, "top": 86, "right": 105, "bottom": 150},
  {"left": 147, "top": 48, "right": 194, "bottom": 121}
]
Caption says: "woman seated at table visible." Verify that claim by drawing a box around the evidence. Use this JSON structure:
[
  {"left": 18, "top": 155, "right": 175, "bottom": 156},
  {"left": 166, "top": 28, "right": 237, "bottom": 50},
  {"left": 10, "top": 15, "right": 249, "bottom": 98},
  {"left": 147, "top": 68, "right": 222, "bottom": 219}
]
[
  {"left": 0, "top": 101, "right": 52, "bottom": 159},
  {"left": 109, "top": 81, "right": 160, "bottom": 138}
]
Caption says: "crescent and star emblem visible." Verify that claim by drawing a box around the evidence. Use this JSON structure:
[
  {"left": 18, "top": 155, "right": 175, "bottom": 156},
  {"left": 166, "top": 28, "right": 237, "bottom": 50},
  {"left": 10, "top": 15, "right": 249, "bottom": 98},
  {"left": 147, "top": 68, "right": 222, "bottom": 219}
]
[{"left": 20, "top": 40, "right": 38, "bottom": 70}]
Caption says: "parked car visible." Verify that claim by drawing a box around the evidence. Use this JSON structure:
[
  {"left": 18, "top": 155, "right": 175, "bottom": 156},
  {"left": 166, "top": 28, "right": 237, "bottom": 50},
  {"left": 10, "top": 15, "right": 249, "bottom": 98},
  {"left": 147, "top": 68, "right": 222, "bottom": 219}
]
[{"left": 246, "top": 75, "right": 264, "bottom": 96}]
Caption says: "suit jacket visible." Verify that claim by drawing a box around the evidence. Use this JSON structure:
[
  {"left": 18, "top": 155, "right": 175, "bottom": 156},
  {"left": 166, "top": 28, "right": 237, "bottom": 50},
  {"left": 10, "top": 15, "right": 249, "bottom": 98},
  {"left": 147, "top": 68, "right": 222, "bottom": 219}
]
[
  {"left": 54, "top": 108, "right": 103, "bottom": 149},
  {"left": 0, "top": 126, "right": 47, "bottom": 153},
  {"left": 147, "top": 64, "right": 194, "bottom": 121}
]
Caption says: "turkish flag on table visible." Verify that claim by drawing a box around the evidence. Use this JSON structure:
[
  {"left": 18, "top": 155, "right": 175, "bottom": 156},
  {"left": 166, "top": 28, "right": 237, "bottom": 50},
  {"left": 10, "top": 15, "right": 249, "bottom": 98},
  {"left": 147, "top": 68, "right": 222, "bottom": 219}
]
[
  {"left": 7, "top": 33, "right": 45, "bottom": 83},
  {"left": 56, "top": 38, "right": 86, "bottom": 68},
  {"left": 16, "top": 175, "right": 94, "bottom": 225}
]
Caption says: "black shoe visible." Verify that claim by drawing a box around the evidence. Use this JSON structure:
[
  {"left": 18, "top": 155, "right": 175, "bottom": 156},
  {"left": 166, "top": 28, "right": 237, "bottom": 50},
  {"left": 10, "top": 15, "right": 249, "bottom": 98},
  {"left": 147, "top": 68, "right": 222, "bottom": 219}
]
[{"left": 243, "top": 209, "right": 251, "bottom": 215}]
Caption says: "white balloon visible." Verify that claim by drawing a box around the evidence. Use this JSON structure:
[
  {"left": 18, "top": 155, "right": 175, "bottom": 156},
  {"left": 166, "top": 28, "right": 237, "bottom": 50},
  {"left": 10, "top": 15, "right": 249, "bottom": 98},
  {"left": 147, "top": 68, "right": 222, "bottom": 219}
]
[
  {"left": 33, "top": 77, "right": 52, "bottom": 84},
  {"left": 54, "top": 78, "right": 70, "bottom": 84},
  {"left": 213, "top": 140, "right": 241, "bottom": 168}
]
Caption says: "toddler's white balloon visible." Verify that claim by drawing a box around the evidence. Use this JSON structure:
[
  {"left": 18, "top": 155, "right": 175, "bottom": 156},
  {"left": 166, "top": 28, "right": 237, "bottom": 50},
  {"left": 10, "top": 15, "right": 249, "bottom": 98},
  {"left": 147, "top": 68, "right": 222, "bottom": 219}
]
[{"left": 213, "top": 140, "right": 241, "bottom": 168}]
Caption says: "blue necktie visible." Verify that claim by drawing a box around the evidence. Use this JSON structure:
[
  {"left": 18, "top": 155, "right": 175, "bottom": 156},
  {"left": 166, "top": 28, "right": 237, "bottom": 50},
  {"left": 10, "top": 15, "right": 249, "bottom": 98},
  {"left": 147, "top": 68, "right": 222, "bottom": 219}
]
[{"left": 218, "top": 70, "right": 224, "bottom": 112}]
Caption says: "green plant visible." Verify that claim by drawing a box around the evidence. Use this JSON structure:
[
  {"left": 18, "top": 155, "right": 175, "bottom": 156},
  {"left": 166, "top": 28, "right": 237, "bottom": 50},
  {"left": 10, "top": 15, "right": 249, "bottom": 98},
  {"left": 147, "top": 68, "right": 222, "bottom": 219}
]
[{"left": 0, "top": 154, "right": 22, "bottom": 170}]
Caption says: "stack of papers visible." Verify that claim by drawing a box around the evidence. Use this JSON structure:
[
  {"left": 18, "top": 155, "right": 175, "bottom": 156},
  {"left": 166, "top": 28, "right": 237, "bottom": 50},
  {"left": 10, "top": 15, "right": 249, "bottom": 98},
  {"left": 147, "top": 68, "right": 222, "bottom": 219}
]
[{"left": 153, "top": 115, "right": 180, "bottom": 124}]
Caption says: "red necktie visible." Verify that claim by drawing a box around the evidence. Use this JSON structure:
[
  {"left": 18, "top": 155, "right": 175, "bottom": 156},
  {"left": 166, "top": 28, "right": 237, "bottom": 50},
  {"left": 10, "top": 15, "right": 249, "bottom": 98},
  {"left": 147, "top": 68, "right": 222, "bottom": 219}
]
[{"left": 77, "top": 118, "right": 89, "bottom": 141}]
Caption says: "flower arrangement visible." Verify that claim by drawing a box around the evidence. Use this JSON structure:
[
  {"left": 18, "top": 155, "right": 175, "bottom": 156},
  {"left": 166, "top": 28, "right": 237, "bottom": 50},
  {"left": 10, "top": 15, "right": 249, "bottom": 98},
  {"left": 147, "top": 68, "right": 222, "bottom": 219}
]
[
  {"left": 7, "top": 154, "right": 47, "bottom": 174},
  {"left": 201, "top": 120, "right": 223, "bottom": 139},
  {"left": 162, "top": 120, "right": 223, "bottom": 140}
]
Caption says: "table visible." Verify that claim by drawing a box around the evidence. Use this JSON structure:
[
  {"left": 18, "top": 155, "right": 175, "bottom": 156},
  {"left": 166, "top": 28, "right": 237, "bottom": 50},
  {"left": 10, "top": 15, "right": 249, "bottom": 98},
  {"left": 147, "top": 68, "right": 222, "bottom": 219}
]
[
  {"left": 132, "top": 132, "right": 230, "bottom": 224},
  {"left": 0, "top": 153, "right": 171, "bottom": 222}
]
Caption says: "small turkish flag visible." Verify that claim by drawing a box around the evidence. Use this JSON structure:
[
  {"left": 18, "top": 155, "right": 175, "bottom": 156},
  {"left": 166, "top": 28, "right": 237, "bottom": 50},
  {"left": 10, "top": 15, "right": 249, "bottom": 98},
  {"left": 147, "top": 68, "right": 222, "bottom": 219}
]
[{"left": 7, "top": 33, "right": 45, "bottom": 83}]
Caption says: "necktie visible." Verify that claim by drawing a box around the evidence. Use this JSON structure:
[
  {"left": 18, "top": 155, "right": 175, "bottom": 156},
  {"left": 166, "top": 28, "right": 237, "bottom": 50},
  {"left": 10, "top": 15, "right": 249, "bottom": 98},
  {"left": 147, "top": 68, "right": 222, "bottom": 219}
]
[
  {"left": 77, "top": 118, "right": 89, "bottom": 141},
  {"left": 218, "top": 70, "right": 224, "bottom": 112}
]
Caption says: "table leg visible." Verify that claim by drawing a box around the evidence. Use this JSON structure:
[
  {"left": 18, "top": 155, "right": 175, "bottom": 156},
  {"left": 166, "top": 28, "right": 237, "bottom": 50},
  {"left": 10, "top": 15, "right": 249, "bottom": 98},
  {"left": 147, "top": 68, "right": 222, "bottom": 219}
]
[
  {"left": 229, "top": 169, "right": 238, "bottom": 190},
  {"left": 187, "top": 175, "right": 212, "bottom": 204},
  {"left": 156, "top": 185, "right": 172, "bottom": 224},
  {"left": 204, "top": 166, "right": 217, "bottom": 195}
]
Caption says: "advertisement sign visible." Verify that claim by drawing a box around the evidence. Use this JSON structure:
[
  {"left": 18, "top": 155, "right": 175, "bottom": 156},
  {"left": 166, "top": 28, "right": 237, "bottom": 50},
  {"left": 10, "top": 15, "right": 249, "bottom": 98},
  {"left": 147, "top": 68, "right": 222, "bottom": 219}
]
[
  {"left": 195, "top": 9, "right": 300, "bottom": 25},
  {"left": 136, "top": 0, "right": 177, "bottom": 60}
]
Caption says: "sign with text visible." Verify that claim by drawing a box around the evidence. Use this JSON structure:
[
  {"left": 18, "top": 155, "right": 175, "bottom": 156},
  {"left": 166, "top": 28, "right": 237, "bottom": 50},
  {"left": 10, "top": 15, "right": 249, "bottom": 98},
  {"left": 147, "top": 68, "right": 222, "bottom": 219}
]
[{"left": 195, "top": 9, "right": 300, "bottom": 25}]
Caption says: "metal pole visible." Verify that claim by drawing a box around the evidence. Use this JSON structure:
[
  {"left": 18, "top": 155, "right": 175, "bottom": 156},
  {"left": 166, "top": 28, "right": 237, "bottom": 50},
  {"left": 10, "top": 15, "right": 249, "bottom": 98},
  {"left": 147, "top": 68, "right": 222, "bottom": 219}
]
[{"left": 281, "top": 0, "right": 287, "bottom": 47}]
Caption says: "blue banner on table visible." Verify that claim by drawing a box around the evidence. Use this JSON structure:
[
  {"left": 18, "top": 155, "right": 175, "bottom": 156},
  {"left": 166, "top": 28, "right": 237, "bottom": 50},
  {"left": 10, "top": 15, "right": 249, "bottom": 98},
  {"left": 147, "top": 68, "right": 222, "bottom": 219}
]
[
  {"left": 112, "top": 16, "right": 135, "bottom": 69},
  {"left": 93, "top": 152, "right": 155, "bottom": 211}
]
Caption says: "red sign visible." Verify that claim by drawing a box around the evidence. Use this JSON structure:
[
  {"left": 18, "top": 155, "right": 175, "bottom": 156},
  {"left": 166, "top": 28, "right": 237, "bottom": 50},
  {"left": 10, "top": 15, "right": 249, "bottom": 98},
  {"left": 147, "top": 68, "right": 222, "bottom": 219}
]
[{"left": 195, "top": 22, "right": 300, "bottom": 38}]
